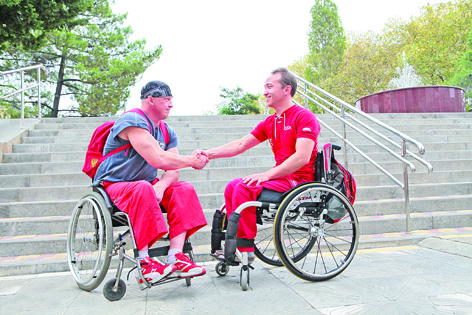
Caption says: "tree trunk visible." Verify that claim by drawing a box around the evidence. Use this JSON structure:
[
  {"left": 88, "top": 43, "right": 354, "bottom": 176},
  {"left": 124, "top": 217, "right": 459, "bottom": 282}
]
[{"left": 51, "top": 53, "right": 66, "bottom": 118}]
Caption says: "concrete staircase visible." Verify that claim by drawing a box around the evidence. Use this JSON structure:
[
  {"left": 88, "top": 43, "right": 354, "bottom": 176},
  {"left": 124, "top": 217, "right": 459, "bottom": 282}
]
[{"left": 1, "top": 112, "right": 471, "bottom": 276}]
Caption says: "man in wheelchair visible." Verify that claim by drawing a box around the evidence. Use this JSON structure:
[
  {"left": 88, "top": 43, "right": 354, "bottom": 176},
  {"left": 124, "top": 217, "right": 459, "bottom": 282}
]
[
  {"left": 93, "top": 80, "right": 209, "bottom": 284},
  {"left": 203, "top": 68, "right": 321, "bottom": 262}
]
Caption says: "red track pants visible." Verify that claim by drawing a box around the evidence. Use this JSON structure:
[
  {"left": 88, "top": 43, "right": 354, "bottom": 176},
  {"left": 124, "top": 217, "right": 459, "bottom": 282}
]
[
  {"left": 103, "top": 180, "right": 207, "bottom": 251},
  {"left": 224, "top": 177, "right": 300, "bottom": 252}
]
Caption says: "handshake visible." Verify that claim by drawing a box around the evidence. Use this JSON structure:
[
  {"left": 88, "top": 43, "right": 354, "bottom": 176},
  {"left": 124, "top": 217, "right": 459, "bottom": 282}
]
[{"left": 190, "top": 149, "right": 209, "bottom": 170}]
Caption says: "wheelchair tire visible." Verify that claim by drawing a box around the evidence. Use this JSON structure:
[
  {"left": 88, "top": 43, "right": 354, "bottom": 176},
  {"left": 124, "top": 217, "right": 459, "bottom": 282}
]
[
  {"left": 273, "top": 183, "right": 359, "bottom": 282},
  {"left": 103, "top": 278, "right": 126, "bottom": 301},
  {"left": 215, "top": 261, "right": 229, "bottom": 276},
  {"left": 240, "top": 265, "right": 249, "bottom": 291},
  {"left": 67, "top": 192, "right": 113, "bottom": 291}
]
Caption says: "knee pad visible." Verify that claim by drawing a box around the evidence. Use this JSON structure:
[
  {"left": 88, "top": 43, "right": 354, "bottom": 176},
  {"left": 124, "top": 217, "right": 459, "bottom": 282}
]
[{"left": 224, "top": 212, "right": 240, "bottom": 263}]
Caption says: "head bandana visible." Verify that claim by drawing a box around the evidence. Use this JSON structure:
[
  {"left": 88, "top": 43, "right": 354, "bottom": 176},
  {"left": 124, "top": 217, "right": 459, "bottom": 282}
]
[{"left": 140, "top": 80, "right": 173, "bottom": 99}]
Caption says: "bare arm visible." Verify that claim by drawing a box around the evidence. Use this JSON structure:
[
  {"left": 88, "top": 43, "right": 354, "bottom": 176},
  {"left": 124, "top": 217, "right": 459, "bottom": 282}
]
[
  {"left": 153, "top": 146, "right": 180, "bottom": 203},
  {"left": 205, "top": 134, "right": 261, "bottom": 160},
  {"left": 119, "top": 127, "right": 207, "bottom": 170},
  {"left": 243, "top": 137, "right": 315, "bottom": 186}
]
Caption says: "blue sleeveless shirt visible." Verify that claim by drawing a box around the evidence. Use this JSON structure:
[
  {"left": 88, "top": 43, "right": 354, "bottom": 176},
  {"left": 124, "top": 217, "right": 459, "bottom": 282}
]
[{"left": 92, "top": 111, "right": 178, "bottom": 186}]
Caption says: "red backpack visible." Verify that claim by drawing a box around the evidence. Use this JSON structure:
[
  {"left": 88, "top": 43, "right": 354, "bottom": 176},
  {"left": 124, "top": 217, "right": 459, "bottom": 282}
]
[
  {"left": 332, "top": 158, "right": 356, "bottom": 205},
  {"left": 319, "top": 143, "right": 357, "bottom": 205},
  {"left": 82, "top": 108, "right": 170, "bottom": 179}
]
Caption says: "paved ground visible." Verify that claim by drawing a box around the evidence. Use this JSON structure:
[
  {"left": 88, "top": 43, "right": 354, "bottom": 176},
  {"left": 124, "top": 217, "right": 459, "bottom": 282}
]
[{"left": 1, "top": 236, "right": 471, "bottom": 314}]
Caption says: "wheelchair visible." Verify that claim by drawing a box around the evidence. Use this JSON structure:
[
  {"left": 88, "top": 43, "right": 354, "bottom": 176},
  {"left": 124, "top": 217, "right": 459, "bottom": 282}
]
[
  {"left": 66, "top": 186, "right": 195, "bottom": 301},
  {"left": 211, "top": 144, "right": 359, "bottom": 291}
]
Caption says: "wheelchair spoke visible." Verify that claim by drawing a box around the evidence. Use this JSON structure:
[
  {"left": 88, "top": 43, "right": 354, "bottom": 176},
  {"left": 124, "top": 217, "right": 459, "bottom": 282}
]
[
  {"left": 67, "top": 192, "right": 113, "bottom": 291},
  {"left": 274, "top": 183, "right": 359, "bottom": 282}
]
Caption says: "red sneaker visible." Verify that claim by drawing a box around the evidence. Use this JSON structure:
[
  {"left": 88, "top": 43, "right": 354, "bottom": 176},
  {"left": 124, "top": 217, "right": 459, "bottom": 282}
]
[
  {"left": 173, "top": 252, "right": 206, "bottom": 278},
  {"left": 136, "top": 257, "right": 176, "bottom": 284}
]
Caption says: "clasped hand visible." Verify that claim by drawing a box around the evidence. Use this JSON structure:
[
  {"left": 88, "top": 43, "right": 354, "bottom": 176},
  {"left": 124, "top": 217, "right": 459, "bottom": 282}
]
[{"left": 191, "top": 149, "right": 209, "bottom": 170}]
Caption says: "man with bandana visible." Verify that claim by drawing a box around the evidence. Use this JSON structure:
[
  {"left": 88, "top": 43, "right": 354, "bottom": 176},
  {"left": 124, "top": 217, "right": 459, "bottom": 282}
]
[
  {"left": 204, "top": 68, "right": 321, "bottom": 262},
  {"left": 93, "top": 80, "right": 208, "bottom": 283}
]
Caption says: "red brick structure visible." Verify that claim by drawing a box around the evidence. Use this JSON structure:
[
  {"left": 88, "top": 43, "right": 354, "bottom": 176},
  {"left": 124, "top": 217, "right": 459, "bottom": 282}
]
[{"left": 355, "top": 86, "right": 466, "bottom": 113}]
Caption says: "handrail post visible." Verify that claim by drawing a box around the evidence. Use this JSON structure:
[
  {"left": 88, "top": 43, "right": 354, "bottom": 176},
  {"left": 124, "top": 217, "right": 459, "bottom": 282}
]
[
  {"left": 402, "top": 139, "right": 411, "bottom": 233},
  {"left": 341, "top": 103, "right": 348, "bottom": 168},
  {"left": 304, "top": 83, "right": 308, "bottom": 109},
  {"left": 20, "top": 70, "right": 24, "bottom": 129},
  {"left": 37, "top": 67, "right": 41, "bottom": 119}
]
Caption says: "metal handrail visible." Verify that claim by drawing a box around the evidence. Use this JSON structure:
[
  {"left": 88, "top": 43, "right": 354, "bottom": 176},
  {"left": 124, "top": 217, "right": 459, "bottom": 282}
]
[
  {"left": 0, "top": 64, "right": 48, "bottom": 128},
  {"left": 295, "top": 75, "right": 434, "bottom": 232}
]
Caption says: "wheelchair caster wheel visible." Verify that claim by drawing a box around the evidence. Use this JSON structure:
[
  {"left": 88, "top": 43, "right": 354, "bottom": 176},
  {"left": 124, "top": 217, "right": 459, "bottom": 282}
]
[
  {"left": 185, "top": 278, "right": 191, "bottom": 286},
  {"left": 103, "top": 278, "right": 126, "bottom": 301},
  {"left": 215, "top": 261, "right": 229, "bottom": 276},
  {"left": 240, "top": 265, "right": 249, "bottom": 291}
]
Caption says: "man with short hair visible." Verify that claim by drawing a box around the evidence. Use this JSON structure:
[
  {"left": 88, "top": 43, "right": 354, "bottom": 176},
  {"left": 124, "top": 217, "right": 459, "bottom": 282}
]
[
  {"left": 204, "top": 68, "right": 321, "bottom": 260},
  {"left": 94, "top": 80, "right": 208, "bottom": 283}
]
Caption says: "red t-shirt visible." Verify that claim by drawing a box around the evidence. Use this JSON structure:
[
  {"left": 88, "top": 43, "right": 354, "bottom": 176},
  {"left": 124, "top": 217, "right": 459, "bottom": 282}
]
[{"left": 251, "top": 105, "right": 321, "bottom": 183}]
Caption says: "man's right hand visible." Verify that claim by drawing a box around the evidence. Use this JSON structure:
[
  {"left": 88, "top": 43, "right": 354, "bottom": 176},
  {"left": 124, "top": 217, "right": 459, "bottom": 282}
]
[{"left": 191, "top": 150, "right": 209, "bottom": 170}]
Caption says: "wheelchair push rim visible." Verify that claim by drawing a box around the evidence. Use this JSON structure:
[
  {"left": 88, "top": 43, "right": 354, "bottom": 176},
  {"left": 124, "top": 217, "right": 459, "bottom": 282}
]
[
  {"left": 273, "top": 183, "right": 359, "bottom": 282},
  {"left": 67, "top": 192, "right": 113, "bottom": 291}
]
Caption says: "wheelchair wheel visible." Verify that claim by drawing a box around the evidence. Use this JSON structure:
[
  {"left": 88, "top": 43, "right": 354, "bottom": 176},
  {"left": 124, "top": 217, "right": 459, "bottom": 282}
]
[
  {"left": 103, "top": 278, "right": 126, "bottom": 301},
  {"left": 240, "top": 265, "right": 249, "bottom": 291},
  {"left": 274, "top": 183, "right": 359, "bottom": 282},
  {"left": 67, "top": 192, "right": 113, "bottom": 291},
  {"left": 215, "top": 261, "right": 229, "bottom": 276},
  {"left": 254, "top": 213, "right": 283, "bottom": 267}
]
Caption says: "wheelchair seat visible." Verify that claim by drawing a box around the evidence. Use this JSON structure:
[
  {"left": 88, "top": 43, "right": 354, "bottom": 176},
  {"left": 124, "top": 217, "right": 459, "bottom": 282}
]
[{"left": 256, "top": 188, "right": 284, "bottom": 203}]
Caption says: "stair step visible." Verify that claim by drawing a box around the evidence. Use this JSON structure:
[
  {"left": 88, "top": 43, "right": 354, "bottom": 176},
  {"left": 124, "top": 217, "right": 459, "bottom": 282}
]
[
  {"left": 1, "top": 226, "right": 470, "bottom": 276},
  {"left": 1, "top": 112, "right": 471, "bottom": 277},
  {"left": 1, "top": 209, "right": 471, "bottom": 257}
]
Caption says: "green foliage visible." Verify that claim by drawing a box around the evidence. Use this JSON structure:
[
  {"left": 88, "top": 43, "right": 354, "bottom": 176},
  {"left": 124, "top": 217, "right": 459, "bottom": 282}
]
[
  {"left": 216, "top": 87, "right": 260, "bottom": 115},
  {"left": 0, "top": 0, "right": 93, "bottom": 52},
  {"left": 291, "top": 0, "right": 472, "bottom": 109},
  {"left": 447, "top": 28, "right": 472, "bottom": 112},
  {"left": 394, "top": 0, "right": 472, "bottom": 85},
  {"left": 0, "top": 0, "right": 162, "bottom": 117},
  {"left": 305, "top": 0, "right": 346, "bottom": 86},
  {"left": 330, "top": 31, "right": 403, "bottom": 104}
]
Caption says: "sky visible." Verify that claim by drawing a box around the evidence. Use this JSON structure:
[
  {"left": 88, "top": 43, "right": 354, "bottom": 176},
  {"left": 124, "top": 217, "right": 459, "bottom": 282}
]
[{"left": 112, "top": 0, "right": 449, "bottom": 116}]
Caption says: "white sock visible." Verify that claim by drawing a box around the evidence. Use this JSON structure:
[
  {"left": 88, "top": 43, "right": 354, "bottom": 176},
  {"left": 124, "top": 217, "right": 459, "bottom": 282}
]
[
  {"left": 138, "top": 246, "right": 149, "bottom": 262},
  {"left": 167, "top": 248, "right": 182, "bottom": 264}
]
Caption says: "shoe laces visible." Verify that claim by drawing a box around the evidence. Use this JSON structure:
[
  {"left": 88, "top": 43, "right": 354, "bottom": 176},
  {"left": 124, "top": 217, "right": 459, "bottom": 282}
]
[
  {"left": 141, "top": 257, "right": 162, "bottom": 269},
  {"left": 174, "top": 252, "right": 191, "bottom": 263}
]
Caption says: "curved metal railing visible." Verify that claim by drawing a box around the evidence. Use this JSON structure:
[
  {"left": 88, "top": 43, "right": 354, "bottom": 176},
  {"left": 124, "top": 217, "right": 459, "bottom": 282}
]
[
  {"left": 295, "top": 75, "right": 433, "bottom": 232},
  {"left": 0, "top": 64, "right": 48, "bottom": 128}
]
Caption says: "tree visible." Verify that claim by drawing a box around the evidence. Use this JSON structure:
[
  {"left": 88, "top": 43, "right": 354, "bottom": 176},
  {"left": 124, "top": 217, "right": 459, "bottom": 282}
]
[
  {"left": 0, "top": 0, "right": 93, "bottom": 51},
  {"left": 447, "top": 28, "right": 472, "bottom": 112},
  {"left": 216, "top": 87, "right": 260, "bottom": 115},
  {"left": 393, "top": 0, "right": 472, "bottom": 85},
  {"left": 305, "top": 0, "right": 346, "bottom": 88},
  {"left": 1, "top": 0, "right": 162, "bottom": 117},
  {"left": 328, "top": 31, "right": 402, "bottom": 105}
]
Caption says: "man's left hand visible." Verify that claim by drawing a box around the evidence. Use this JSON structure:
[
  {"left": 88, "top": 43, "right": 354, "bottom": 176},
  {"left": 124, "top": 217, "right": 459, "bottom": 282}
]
[
  {"left": 153, "top": 182, "right": 166, "bottom": 203},
  {"left": 242, "top": 173, "right": 270, "bottom": 186}
]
